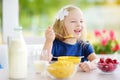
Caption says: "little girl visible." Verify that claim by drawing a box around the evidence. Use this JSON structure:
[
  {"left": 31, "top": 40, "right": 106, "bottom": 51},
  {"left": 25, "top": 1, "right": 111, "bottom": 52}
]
[{"left": 42, "top": 5, "right": 98, "bottom": 72}]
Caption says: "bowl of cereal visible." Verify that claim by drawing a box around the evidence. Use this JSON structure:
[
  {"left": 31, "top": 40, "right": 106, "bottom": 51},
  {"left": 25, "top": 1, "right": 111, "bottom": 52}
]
[
  {"left": 47, "top": 61, "right": 77, "bottom": 79},
  {"left": 57, "top": 56, "right": 82, "bottom": 64}
]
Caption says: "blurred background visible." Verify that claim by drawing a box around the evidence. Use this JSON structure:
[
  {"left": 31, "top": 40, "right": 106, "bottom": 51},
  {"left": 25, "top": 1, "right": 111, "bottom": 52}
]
[{"left": 0, "top": 0, "right": 120, "bottom": 44}]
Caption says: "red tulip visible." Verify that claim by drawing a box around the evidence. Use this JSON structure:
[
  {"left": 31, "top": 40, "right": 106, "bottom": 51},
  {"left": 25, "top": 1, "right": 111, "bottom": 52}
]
[
  {"left": 102, "top": 29, "right": 106, "bottom": 33},
  {"left": 109, "top": 30, "right": 116, "bottom": 40},
  {"left": 94, "top": 30, "right": 101, "bottom": 37},
  {"left": 101, "top": 38, "right": 109, "bottom": 46},
  {"left": 112, "top": 44, "right": 120, "bottom": 51}
]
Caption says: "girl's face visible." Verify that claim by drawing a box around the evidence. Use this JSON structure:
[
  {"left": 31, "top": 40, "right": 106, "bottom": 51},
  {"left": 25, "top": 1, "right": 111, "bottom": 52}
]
[{"left": 64, "top": 9, "right": 84, "bottom": 39}]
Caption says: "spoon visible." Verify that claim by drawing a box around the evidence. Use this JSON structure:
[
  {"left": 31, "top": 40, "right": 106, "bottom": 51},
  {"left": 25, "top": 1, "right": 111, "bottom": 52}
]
[{"left": 55, "top": 32, "right": 74, "bottom": 39}]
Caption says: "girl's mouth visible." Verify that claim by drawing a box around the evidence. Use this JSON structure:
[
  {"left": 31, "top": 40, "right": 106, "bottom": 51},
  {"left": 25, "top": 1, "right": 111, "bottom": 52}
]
[{"left": 74, "top": 29, "right": 81, "bottom": 35}]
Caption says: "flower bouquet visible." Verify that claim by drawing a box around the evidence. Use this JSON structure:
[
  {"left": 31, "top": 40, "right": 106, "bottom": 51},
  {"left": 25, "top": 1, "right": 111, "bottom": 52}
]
[{"left": 93, "top": 29, "right": 120, "bottom": 54}]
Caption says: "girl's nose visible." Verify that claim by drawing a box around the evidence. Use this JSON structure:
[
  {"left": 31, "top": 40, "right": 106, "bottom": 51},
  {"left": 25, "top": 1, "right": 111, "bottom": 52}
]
[
  {"left": 76, "top": 22, "right": 82, "bottom": 27},
  {"left": 76, "top": 23, "right": 83, "bottom": 30}
]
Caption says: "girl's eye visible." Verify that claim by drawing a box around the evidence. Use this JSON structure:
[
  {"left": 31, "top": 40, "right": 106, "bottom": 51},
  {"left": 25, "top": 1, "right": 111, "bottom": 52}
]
[
  {"left": 71, "top": 21, "right": 76, "bottom": 23},
  {"left": 80, "top": 21, "right": 84, "bottom": 23}
]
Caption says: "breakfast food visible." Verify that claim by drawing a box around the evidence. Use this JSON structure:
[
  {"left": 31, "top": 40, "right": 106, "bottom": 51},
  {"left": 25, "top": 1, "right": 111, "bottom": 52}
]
[
  {"left": 64, "top": 34, "right": 74, "bottom": 38},
  {"left": 47, "top": 61, "right": 76, "bottom": 78},
  {"left": 58, "top": 56, "right": 81, "bottom": 64},
  {"left": 98, "top": 57, "right": 119, "bottom": 73}
]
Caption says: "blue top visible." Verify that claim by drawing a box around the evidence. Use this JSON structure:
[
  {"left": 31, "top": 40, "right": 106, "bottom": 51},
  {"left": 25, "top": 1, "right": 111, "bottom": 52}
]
[{"left": 52, "top": 39, "right": 94, "bottom": 62}]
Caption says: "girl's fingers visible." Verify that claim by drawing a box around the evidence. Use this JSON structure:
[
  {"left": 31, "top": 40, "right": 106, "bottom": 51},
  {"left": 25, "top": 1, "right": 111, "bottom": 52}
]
[
  {"left": 47, "top": 26, "right": 53, "bottom": 31},
  {"left": 45, "top": 27, "right": 53, "bottom": 35},
  {"left": 45, "top": 26, "right": 55, "bottom": 42},
  {"left": 80, "top": 63, "right": 88, "bottom": 70},
  {"left": 79, "top": 62, "right": 91, "bottom": 72},
  {"left": 46, "top": 27, "right": 54, "bottom": 33}
]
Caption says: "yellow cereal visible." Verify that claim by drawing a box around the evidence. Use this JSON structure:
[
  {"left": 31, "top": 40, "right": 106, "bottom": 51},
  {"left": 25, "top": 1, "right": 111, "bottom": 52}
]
[
  {"left": 47, "top": 61, "right": 75, "bottom": 78},
  {"left": 58, "top": 56, "right": 81, "bottom": 64}
]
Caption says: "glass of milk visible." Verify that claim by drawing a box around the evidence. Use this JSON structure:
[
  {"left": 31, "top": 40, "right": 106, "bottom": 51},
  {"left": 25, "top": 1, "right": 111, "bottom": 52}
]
[{"left": 33, "top": 49, "right": 49, "bottom": 75}]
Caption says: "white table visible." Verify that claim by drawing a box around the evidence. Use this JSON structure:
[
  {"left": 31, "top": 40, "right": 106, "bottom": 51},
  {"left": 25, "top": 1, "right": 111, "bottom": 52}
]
[{"left": 0, "top": 63, "right": 120, "bottom": 80}]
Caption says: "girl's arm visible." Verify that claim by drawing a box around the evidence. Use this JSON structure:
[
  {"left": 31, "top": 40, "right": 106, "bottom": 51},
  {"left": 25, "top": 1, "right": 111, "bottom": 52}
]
[
  {"left": 79, "top": 53, "right": 99, "bottom": 72},
  {"left": 41, "top": 27, "right": 55, "bottom": 61},
  {"left": 87, "top": 52, "right": 98, "bottom": 61}
]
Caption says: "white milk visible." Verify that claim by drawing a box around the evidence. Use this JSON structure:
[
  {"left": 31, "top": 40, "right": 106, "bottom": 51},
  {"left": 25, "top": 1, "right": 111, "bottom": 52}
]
[
  {"left": 8, "top": 27, "right": 28, "bottom": 79},
  {"left": 33, "top": 60, "right": 49, "bottom": 73}
]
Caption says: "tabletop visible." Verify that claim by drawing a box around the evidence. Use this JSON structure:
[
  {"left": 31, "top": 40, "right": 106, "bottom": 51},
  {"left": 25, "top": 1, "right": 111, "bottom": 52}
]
[{"left": 0, "top": 64, "right": 120, "bottom": 80}]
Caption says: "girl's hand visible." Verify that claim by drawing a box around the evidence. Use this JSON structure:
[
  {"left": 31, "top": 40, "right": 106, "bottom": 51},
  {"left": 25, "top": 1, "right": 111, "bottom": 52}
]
[
  {"left": 45, "top": 27, "right": 55, "bottom": 43},
  {"left": 79, "top": 61, "right": 91, "bottom": 72},
  {"left": 79, "top": 60, "right": 97, "bottom": 72}
]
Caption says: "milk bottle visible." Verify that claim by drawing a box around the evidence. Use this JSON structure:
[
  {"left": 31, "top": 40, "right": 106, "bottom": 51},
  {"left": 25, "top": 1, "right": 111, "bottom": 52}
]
[{"left": 8, "top": 27, "right": 28, "bottom": 79}]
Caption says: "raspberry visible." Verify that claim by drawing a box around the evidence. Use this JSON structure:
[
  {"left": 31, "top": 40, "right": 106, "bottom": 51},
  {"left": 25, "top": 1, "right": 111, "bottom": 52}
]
[
  {"left": 105, "top": 58, "right": 113, "bottom": 64},
  {"left": 113, "top": 59, "right": 119, "bottom": 64},
  {"left": 99, "top": 58, "right": 104, "bottom": 63},
  {"left": 98, "top": 57, "right": 119, "bottom": 73}
]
